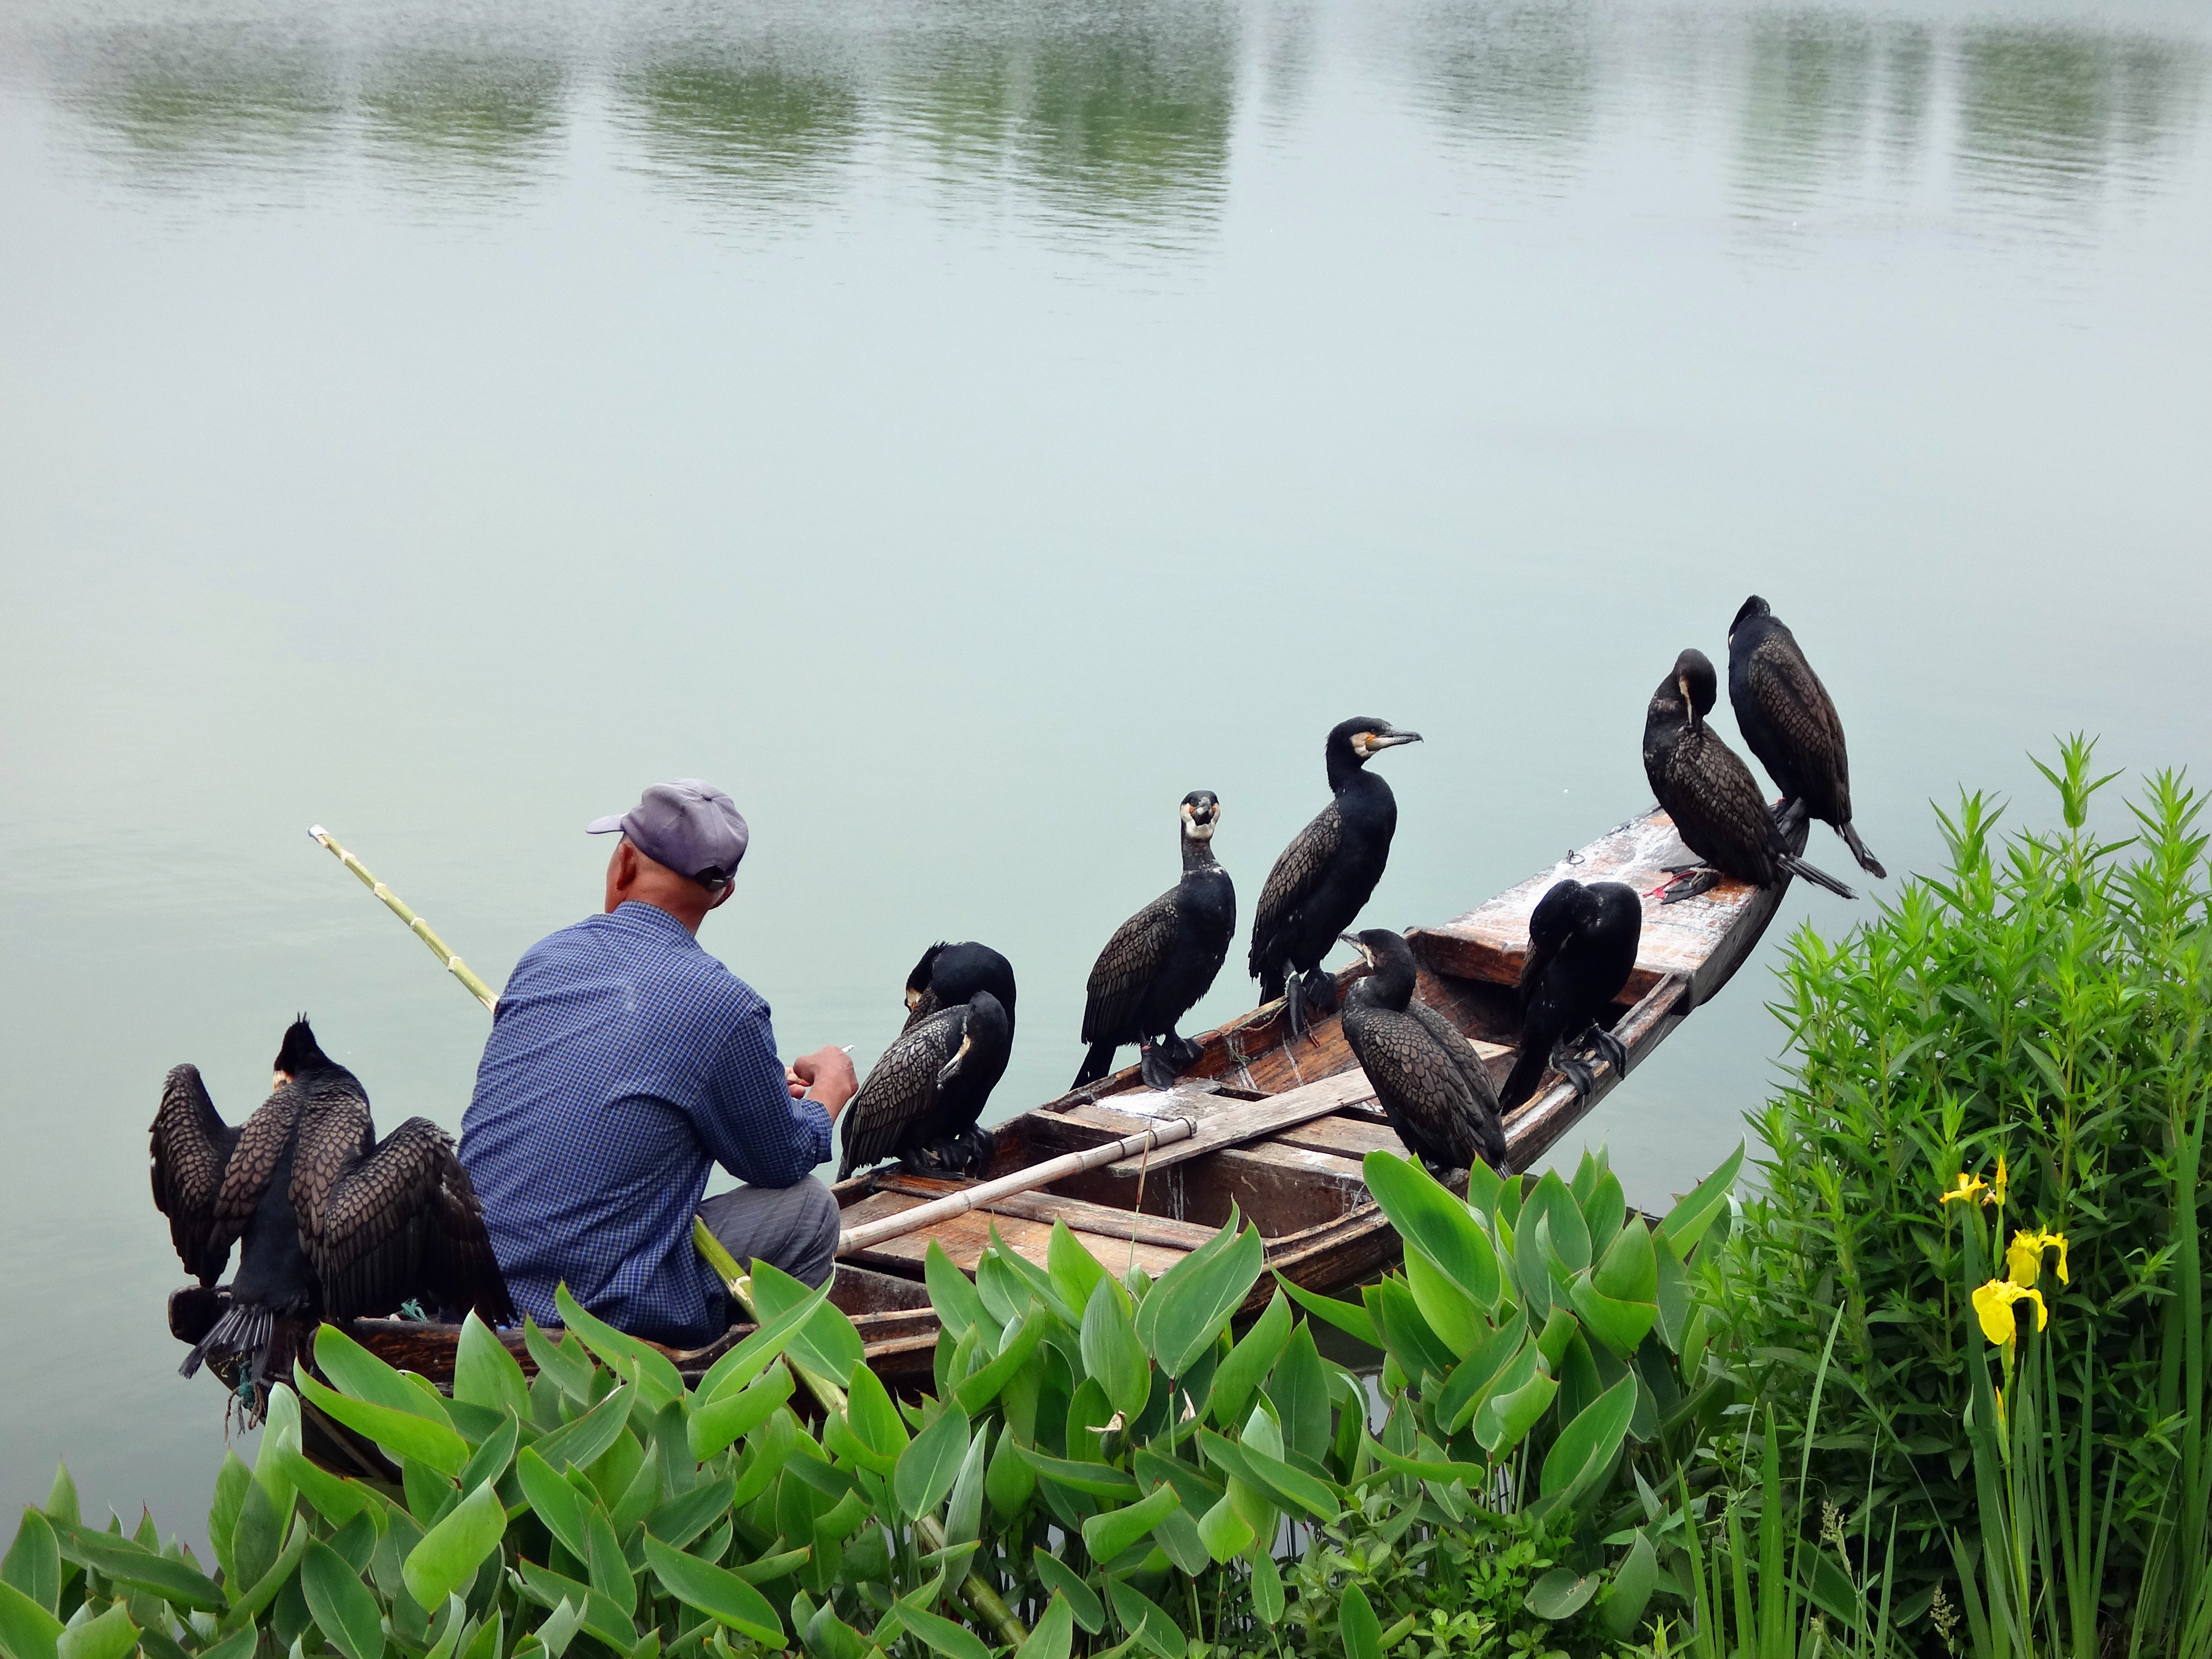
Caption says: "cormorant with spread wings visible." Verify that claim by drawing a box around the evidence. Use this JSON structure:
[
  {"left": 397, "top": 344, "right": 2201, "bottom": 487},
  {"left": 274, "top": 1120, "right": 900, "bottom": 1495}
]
[
  {"left": 1074, "top": 791, "right": 1236, "bottom": 1091},
  {"left": 1249, "top": 717, "right": 1422, "bottom": 1039},
  {"left": 151, "top": 1017, "right": 511, "bottom": 1415},
  {"left": 1727, "top": 595, "right": 1886, "bottom": 878}
]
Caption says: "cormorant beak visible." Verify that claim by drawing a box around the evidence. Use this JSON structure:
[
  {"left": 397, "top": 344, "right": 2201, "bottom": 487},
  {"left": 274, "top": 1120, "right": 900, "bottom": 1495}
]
[
  {"left": 1337, "top": 933, "right": 1374, "bottom": 966},
  {"left": 904, "top": 988, "right": 922, "bottom": 1010},
  {"left": 1678, "top": 676, "right": 1699, "bottom": 727},
  {"left": 1371, "top": 731, "right": 1422, "bottom": 750},
  {"left": 937, "top": 1033, "right": 975, "bottom": 1087},
  {"left": 271, "top": 1071, "right": 290, "bottom": 1090}
]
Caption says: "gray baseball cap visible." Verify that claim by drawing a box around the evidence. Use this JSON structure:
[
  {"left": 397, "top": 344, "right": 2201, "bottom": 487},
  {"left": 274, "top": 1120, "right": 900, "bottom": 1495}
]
[{"left": 588, "top": 780, "right": 749, "bottom": 891}]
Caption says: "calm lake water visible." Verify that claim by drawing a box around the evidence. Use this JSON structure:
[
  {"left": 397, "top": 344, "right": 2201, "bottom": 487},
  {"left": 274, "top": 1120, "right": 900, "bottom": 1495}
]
[{"left": 2, "top": 0, "right": 2208, "bottom": 1534}]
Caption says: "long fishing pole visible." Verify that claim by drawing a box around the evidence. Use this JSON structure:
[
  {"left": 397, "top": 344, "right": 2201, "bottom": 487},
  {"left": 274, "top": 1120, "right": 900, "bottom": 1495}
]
[{"left": 308, "top": 826, "right": 497, "bottom": 1012}]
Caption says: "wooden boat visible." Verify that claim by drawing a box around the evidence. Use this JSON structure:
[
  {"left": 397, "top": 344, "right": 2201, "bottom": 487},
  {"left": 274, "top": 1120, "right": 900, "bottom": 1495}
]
[{"left": 171, "top": 806, "right": 1791, "bottom": 1437}]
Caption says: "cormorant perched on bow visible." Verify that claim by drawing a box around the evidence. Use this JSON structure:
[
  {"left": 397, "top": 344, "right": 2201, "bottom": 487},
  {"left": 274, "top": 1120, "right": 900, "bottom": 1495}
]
[
  {"left": 1499, "top": 879, "right": 1642, "bottom": 1110},
  {"left": 1727, "top": 595, "right": 1886, "bottom": 879},
  {"left": 1339, "top": 929, "right": 1509, "bottom": 1176},
  {"left": 838, "top": 990, "right": 1012, "bottom": 1180},
  {"left": 1250, "top": 718, "right": 1423, "bottom": 1039},
  {"left": 1644, "top": 649, "right": 1856, "bottom": 905},
  {"left": 151, "top": 1017, "right": 511, "bottom": 1418},
  {"left": 1075, "top": 791, "right": 1237, "bottom": 1091}
]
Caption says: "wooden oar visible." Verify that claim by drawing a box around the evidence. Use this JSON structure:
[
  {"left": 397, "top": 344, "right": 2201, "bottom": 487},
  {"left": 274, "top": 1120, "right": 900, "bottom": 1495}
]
[
  {"left": 836, "top": 1115, "right": 1200, "bottom": 1255},
  {"left": 309, "top": 827, "right": 497, "bottom": 1011}
]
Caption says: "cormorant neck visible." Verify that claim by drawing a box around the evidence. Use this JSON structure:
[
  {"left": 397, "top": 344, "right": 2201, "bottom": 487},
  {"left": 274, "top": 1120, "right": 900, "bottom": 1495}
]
[
  {"left": 1364, "top": 953, "right": 1416, "bottom": 1010},
  {"left": 1326, "top": 748, "right": 1368, "bottom": 793},
  {"left": 1181, "top": 832, "right": 1218, "bottom": 873}
]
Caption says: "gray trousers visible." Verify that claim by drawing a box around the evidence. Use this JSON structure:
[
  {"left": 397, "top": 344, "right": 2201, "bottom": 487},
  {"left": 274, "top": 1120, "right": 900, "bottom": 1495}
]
[{"left": 696, "top": 1178, "right": 841, "bottom": 1300}]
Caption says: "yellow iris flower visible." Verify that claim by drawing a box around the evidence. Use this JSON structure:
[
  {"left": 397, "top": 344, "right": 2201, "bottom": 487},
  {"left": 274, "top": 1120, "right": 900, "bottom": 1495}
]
[
  {"left": 2006, "top": 1229, "right": 2071, "bottom": 1288},
  {"left": 1973, "top": 1278, "right": 2047, "bottom": 1347},
  {"left": 1991, "top": 1156, "right": 2008, "bottom": 1209},
  {"left": 1940, "top": 1173, "right": 1988, "bottom": 1206}
]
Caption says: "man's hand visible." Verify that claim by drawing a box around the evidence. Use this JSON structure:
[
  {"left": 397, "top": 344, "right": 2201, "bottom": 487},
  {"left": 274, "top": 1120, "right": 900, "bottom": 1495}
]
[{"left": 788, "top": 1046, "right": 859, "bottom": 1121}]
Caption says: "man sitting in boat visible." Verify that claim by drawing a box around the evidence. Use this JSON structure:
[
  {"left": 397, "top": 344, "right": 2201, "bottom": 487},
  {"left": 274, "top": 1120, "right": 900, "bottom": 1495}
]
[{"left": 459, "top": 779, "right": 858, "bottom": 1347}]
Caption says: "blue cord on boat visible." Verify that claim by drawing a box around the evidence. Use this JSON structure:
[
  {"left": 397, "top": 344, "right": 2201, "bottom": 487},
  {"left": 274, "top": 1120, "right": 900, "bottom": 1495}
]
[{"left": 399, "top": 1298, "right": 429, "bottom": 1322}]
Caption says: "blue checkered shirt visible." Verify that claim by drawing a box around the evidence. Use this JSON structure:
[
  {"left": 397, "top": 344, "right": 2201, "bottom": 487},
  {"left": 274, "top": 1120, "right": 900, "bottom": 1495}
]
[{"left": 459, "top": 901, "right": 832, "bottom": 1346}]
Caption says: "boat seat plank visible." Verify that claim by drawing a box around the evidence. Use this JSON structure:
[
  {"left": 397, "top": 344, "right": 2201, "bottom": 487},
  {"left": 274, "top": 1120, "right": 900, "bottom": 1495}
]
[
  {"left": 844, "top": 1200, "right": 1190, "bottom": 1280},
  {"left": 869, "top": 1174, "right": 1222, "bottom": 1251},
  {"left": 1268, "top": 1114, "right": 1409, "bottom": 1160},
  {"left": 1090, "top": 1069, "right": 1381, "bottom": 1178}
]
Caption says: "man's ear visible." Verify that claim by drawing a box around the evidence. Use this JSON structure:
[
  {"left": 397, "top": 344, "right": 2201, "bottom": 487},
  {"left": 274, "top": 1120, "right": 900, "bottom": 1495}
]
[{"left": 704, "top": 880, "right": 736, "bottom": 913}]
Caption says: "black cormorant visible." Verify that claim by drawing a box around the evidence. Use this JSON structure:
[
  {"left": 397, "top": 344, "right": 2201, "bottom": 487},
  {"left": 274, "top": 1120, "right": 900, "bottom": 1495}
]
[
  {"left": 1339, "top": 928, "right": 1509, "bottom": 1176},
  {"left": 1250, "top": 717, "right": 1422, "bottom": 1038},
  {"left": 838, "top": 990, "right": 1012, "bottom": 1181},
  {"left": 1074, "top": 791, "right": 1237, "bottom": 1091},
  {"left": 1644, "top": 648, "right": 1856, "bottom": 904},
  {"left": 1727, "top": 595, "right": 1886, "bottom": 878},
  {"left": 892, "top": 941, "right": 1016, "bottom": 1174},
  {"left": 151, "top": 1017, "right": 511, "bottom": 1417},
  {"left": 1499, "top": 879, "right": 1643, "bottom": 1110}
]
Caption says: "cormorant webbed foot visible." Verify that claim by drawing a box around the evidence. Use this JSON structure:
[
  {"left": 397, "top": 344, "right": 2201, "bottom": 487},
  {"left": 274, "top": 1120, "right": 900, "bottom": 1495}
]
[
  {"left": 1655, "top": 867, "right": 1723, "bottom": 904},
  {"left": 1590, "top": 1028, "right": 1630, "bottom": 1076},
  {"left": 1303, "top": 966, "right": 1340, "bottom": 1019},
  {"left": 1164, "top": 1032, "right": 1204, "bottom": 1070},
  {"left": 1138, "top": 1042, "right": 1179, "bottom": 1092},
  {"left": 1555, "top": 1052, "right": 1599, "bottom": 1101}
]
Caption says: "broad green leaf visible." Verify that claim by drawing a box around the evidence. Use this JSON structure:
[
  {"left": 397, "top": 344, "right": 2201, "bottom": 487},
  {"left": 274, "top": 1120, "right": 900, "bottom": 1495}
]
[
  {"left": 208, "top": 1453, "right": 249, "bottom": 1587},
  {"left": 1473, "top": 1349, "right": 1556, "bottom": 1457},
  {"left": 1363, "top": 1153, "right": 1503, "bottom": 1311},
  {"left": 1651, "top": 1233, "right": 1690, "bottom": 1352},
  {"left": 643, "top": 1534, "right": 783, "bottom": 1645},
  {"left": 38, "top": 1472, "right": 75, "bottom": 1531},
  {"left": 697, "top": 1275, "right": 836, "bottom": 1402},
  {"left": 923, "top": 1242, "right": 990, "bottom": 1342},
  {"left": 893, "top": 1594, "right": 990, "bottom": 1659},
  {"left": 1339, "top": 1583, "right": 1382, "bottom": 1659},
  {"left": 457, "top": 1413, "right": 519, "bottom": 1495},
  {"left": 1437, "top": 1317, "right": 1528, "bottom": 1434},
  {"left": 1567, "top": 1274, "right": 1658, "bottom": 1360},
  {"left": 1016, "top": 1593, "right": 1076, "bottom": 1659},
  {"left": 1403, "top": 1250, "right": 1487, "bottom": 1359},
  {"left": 1106, "top": 1580, "right": 1183, "bottom": 1659},
  {"left": 1013, "top": 1446, "right": 1138, "bottom": 1500},
  {"left": 1147, "top": 1223, "right": 1265, "bottom": 1379},
  {"left": 689, "top": 1364, "right": 795, "bottom": 1461},
  {"left": 1080, "top": 1279, "right": 1152, "bottom": 1421},
  {"left": 1251, "top": 1553, "right": 1284, "bottom": 1623},
  {"left": 52, "top": 1523, "right": 225, "bottom": 1611},
  {"left": 750, "top": 1261, "right": 865, "bottom": 1385},
  {"left": 536, "top": 1601, "right": 582, "bottom": 1659},
  {"left": 302, "top": 1542, "right": 384, "bottom": 1659},
  {"left": 454, "top": 1315, "right": 531, "bottom": 1420},
  {"left": 0, "top": 1579, "right": 63, "bottom": 1659},
  {"left": 1360, "top": 1431, "right": 1487, "bottom": 1486},
  {"left": 313, "top": 1328, "right": 453, "bottom": 1428},
  {"left": 1534, "top": 1303, "right": 1578, "bottom": 1370},
  {"left": 275, "top": 1449, "right": 372, "bottom": 1527},
  {"left": 982, "top": 1226, "right": 1079, "bottom": 1325},
  {"left": 1592, "top": 1216, "right": 1658, "bottom": 1304},
  {"left": 1195, "top": 1431, "right": 1338, "bottom": 1521},
  {"left": 952, "top": 1304, "right": 1050, "bottom": 1416},
  {"left": 1080, "top": 1485, "right": 1180, "bottom": 1562},
  {"left": 1598, "top": 1531, "right": 1659, "bottom": 1639},
  {"left": 293, "top": 1365, "right": 469, "bottom": 1477},
  {"left": 644, "top": 1476, "right": 737, "bottom": 1551},
  {"left": 2, "top": 1512, "right": 59, "bottom": 1615},
  {"left": 1047, "top": 1223, "right": 1114, "bottom": 1320},
  {"left": 1578, "top": 1167, "right": 1627, "bottom": 1263},
  {"left": 943, "top": 1425, "right": 990, "bottom": 1547},
  {"left": 403, "top": 1481, "right": 506, "bottom": 1612},
  {"left": 984, "top": 1425, "right": 1038, "bottom": 1518},
  {"left": 584, "top": 1505, "right": 633, "bottom": 1614},
  {"left": 514, "top": 1449, "right": 587, "bottom": 1560},
  {"left": 553, "top": 1286, "right": 688, "bottom": 1407},
  {"left": 55, "top": 1600, "right": 136, "bottom": 1659},
  {"left": 1208, "top": 1290, "right": 1293, "bottom": 1427},
  {"left": 1196, "top": 1494, "right": 1255, "bottom": 1562},
  {"left": 1524, "top": 1566, "right": 1601, "bottom": 1620},
  {"left": 511, "top": 1561, "right": 636, "bottom": 1651},
  {"left": 895, "top": 1403, "right": 972, "bottom": 1519},
  {"left": 1524, "top": 1172, "right": 1591, "bottom": 1272},
  {"left": 1030, "top": 1549, "right": 1104, "bottom": 1634},
  {"left": 1366, "top": 1278, "right": 1455, "bottom": 1384},
  {"left": 529, "top": 1382, "right": 633, "bottom": 1474},
  {"left": 1267, "top": 1325, "right": 1331, "bottom": 1465},
  {"left": 843, "top": 1363, "right": 910, "bottom": 1468},
  {"left": 222, "top": 1510, "right": 312, "bottom": 1630},
  {"left": 1273, "top": 1276, "right": 1379, "bottom": 1348},
  {"left": 1536, "top": 1374, "right": 1636, "bottom": 1510},
  {"left": 1657, "top": 1143, "right": 1744, "bottom": 1254},
  {"left": 520, "top": 1319, "right": 595, "bottom": 1403}
]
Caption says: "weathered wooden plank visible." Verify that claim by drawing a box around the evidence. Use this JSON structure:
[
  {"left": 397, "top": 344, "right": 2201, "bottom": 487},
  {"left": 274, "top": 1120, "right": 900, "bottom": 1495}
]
[
  {"left": 870, "top": 1174, "right": 1222, "bottom": 1251},
  {"left": 1093, "top": 1069, "right": 1380, "bottom": 1178},
  {"left": 1270, "top": 1114, "right": 1409, "bottom": 1161},
  {"left": 844, "top": 1200, "right": 1190, "bottom": 1280},
  {"left": 1406, "top": 808, "right": 1786, "bottom": 1009}
]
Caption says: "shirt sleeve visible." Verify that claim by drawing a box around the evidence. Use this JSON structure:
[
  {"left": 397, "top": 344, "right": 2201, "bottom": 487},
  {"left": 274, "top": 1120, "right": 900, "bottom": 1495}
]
[{"left": 691, "top": 996, "right": 832, "bottom": 1187}]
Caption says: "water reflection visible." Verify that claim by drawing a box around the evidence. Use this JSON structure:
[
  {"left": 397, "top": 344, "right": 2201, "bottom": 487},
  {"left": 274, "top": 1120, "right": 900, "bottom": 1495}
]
[
  {"left": 357, "top": 51, "right": 567, "bottom": 188},
  {"left": 45, "top": 24, "right": 344, "bottom": 187},
  {"left": 1956, "top": 27, "right": 2204, "bottom": 211},
  {"left": 17, "top": 1, "right": 2210, "bottom": 239},
  {"left": 620, "top": 47, "right": 863, "bottom": 210}
]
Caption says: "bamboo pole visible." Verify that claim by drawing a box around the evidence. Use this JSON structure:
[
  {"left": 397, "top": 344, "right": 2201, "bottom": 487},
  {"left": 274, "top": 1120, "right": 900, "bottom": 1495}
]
[
  {"left": 308, "top": 826, "right": 497, "bottom": 1012},
  {"left": 836, "top": 1116, "right": 1198, "bottom": 1256}
]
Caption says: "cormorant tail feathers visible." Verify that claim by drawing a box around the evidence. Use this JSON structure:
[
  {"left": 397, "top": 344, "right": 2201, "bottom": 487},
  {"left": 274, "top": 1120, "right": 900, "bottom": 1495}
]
[
  {"left": 1498, "top": 1047, "right": 1549, "bottom": 1114},
  {"left": 1073, "top": 1041, "right": 1120, "bottom": 1091},
  {"left": 1782, "top": 853, "right": 1857, "bottom": 901}
]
